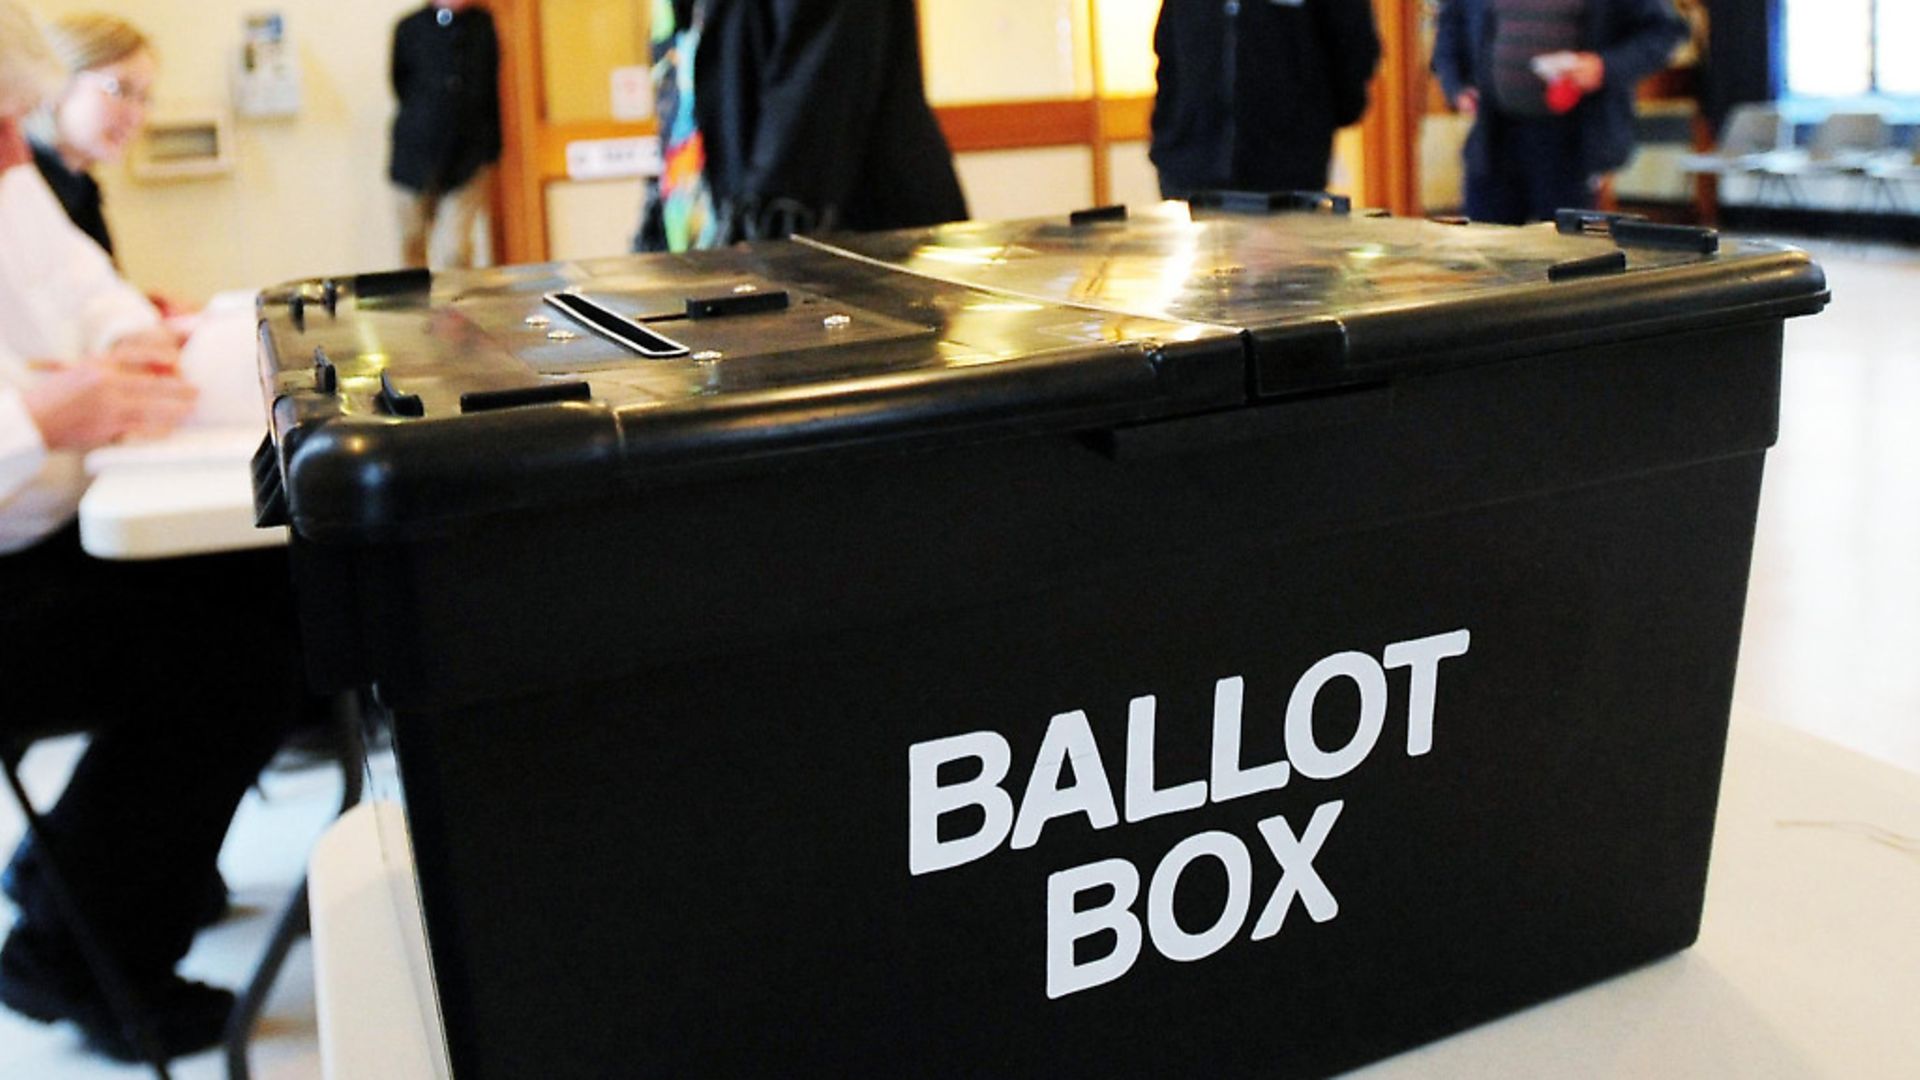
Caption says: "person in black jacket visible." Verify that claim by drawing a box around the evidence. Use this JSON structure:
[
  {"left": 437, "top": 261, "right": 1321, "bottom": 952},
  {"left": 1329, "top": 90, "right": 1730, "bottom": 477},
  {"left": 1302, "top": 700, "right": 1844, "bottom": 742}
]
[
  {"left": 634, "top": 0, "right": 965, "bottom": 252},
  {"left": 388, "top": 0, "right": 501, "bottom": 268},
  {"left": 1150, "top": 0, "right": 1381, "bottom": 199},
  {"left": 1432, "top": 0, "right": 1686, "bottom": 224}
]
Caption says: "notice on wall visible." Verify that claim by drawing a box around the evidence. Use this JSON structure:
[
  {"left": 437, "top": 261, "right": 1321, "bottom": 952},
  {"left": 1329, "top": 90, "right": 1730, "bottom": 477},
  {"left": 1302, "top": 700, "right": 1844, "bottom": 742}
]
[
  {"left": 235, "top": 12, "right": 301, "bottom": 119},
  {"left": 565, "top": 136, "right": 663, "bottom": 181},
  {"left": 610, "top": 66, "right": 654, "bottom": 122}
]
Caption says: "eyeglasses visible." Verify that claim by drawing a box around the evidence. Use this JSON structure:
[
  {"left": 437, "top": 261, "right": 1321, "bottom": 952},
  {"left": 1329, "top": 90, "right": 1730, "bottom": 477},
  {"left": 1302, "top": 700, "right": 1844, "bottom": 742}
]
[{"left": 79, "top": 71, "right": 154, "bottom": 107}]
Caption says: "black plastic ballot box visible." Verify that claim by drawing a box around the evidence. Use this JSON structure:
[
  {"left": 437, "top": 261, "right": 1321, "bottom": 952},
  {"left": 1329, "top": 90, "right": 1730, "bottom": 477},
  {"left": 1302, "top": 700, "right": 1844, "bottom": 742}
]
[{"left": 254, "top": 203, "right": 1827, "bottom": 1078}]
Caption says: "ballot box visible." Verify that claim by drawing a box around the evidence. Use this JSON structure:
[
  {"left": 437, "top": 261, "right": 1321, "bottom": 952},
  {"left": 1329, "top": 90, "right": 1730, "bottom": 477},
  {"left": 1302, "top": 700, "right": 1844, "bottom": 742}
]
[{"left": 253, "top": 201, "right": 1827, "bottom": 1078}]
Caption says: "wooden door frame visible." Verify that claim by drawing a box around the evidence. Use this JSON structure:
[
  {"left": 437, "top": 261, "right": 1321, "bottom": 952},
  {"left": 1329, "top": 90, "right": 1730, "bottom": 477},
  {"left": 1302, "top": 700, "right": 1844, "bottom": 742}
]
[
  {"left": 1362, "top": 0, "right": 1424, "bottom": 216},
  {"left": 492, "top": 0, "right": 545, "bottom": 264},
  {"left": 494, "top": 0, "right": 672, "bottom": 264}
]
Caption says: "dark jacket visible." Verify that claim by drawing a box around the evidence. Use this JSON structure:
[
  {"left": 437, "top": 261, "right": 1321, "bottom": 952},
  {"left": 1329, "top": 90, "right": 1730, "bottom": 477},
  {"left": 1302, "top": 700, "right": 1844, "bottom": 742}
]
[
  {"left": 677, "top": 0, "right": 965, "bottom": 241},
  {"left": 30, "top": 142, "right": 112, "bottom": 257},
  {"left": 1150, "top": 0, "right": 1381, "bottom": 196},
  {"left": 388, "top": 4, "right": 502, "bottom": 192},
  {"left": 1432, "top": 0, "right": 1685, "bottom": 178}
]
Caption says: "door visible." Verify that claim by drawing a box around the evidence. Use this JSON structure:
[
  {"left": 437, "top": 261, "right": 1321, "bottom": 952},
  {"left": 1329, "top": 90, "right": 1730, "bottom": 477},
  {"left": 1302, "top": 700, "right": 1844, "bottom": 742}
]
[{"left": 493, "top": 0, "right": 656, "bottom": 263}]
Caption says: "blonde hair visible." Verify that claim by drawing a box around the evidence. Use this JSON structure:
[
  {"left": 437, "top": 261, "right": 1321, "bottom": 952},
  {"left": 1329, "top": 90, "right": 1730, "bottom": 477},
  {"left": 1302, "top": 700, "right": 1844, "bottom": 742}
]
[
  {"left": 0, "top": 1, "right": 65, "bottom": 116},
  {"left": 45, "top": 12, "right": 152, "bottom": 75}
]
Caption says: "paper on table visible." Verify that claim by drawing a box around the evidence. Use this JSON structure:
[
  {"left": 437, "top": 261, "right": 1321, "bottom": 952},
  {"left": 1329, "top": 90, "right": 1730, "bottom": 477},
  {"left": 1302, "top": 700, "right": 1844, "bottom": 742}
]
[
  {"left": 82, "top": 301, "right": 269, "bottom": 475},
  {"left": 177, "top": 299, "right": 267, "bottom": 429}
]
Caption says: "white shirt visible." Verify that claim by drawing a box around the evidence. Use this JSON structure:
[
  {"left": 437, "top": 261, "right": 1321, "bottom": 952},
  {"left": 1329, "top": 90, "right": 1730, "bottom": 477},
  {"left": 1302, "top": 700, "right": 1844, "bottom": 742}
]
[{"left": 0, "top": 163, "right": 160, "bottom": 552}]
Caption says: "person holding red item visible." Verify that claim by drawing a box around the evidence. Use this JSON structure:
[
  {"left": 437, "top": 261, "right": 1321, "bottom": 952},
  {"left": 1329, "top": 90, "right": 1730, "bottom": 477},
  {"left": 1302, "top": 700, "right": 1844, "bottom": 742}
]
[{"left": 1432, "top": 0, "right": 1685, "bottom": 224}]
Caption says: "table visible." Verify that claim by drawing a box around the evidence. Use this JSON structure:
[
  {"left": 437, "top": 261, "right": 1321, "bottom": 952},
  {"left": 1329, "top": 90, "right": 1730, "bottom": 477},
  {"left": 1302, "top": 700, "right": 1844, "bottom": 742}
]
[
  {"left": 75, "top": 298, "right": 285, "bottom": 559},
  {"left": 78, "top": 427, "right": 279, "bottom": 558},
  {"left": 308, "top": 716, "right": 1920, "bottom": 1079}
]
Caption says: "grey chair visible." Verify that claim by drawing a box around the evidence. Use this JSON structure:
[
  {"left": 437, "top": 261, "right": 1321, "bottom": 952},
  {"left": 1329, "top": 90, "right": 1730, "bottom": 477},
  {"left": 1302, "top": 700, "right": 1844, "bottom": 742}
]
[
  {"left": 1865, "top": 145, "right": 1920, "bottom": 213},
  {"left": 1752, "top": 111, "right": 1896, "bottom": 208},
  {"left": 1678, "top": 103, "right": 1789, "bottom": 179}
]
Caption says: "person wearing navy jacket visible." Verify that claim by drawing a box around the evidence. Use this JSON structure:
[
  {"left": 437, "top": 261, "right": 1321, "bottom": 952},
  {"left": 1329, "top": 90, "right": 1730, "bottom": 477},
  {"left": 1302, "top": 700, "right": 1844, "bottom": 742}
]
[
  {"left": 1149, "top": 0, "right": 1382, "bottom": 199},
  {"left": 1432, "top": 0, "right": 1686, "bottom": 224},
  {"left": 388, "top": 0, "right": 502, "bottom": 268}
]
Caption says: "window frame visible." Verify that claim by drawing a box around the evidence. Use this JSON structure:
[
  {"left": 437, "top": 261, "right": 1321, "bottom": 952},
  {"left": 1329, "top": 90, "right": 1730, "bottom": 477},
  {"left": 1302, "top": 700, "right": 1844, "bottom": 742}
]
[{"left": 1782, "top": 0, "right": 1920, "bottom": 104}]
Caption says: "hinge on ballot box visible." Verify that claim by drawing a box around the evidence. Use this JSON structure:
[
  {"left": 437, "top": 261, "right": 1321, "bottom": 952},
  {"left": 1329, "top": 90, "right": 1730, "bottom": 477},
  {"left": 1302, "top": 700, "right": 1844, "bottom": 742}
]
[{"left": 251, "top": 434, "right": 288, "bottom": 528}]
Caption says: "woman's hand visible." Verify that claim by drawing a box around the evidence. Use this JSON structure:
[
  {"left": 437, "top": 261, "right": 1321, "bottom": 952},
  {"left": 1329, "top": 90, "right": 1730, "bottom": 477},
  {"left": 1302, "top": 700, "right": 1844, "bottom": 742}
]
[
  {"left": 23, "top": 356, "right": 198, "bottom": 450},
  {"left": 102, "top": 327, "right": 184, "bottom": 374}
]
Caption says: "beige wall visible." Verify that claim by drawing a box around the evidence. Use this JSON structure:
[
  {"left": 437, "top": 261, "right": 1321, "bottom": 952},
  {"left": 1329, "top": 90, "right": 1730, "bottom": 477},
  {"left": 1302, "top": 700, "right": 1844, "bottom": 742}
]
[
  {"left": 920, "top": 0, "right": 1089, "bottom": 104},
  {"left": 30, "top": 0, "right": 418, "bottom": 302},
  {"left": 953, "top": 147, "right": 1096, "bottom": 222},
  {"left": 545, "top": 178, "right": 641, "bottom": 260}
]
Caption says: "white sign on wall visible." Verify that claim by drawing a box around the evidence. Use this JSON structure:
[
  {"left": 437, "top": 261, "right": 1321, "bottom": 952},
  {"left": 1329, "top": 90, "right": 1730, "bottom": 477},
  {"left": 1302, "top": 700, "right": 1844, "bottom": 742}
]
[
  {"left": 564, "top": 136, "right": 663, "bottom": 181},
  {"left": 234, "top": 11, "right": 300, "bottom": 119},
  {"left": 609, "top": 65, "right": 654, "bottom": 122}
]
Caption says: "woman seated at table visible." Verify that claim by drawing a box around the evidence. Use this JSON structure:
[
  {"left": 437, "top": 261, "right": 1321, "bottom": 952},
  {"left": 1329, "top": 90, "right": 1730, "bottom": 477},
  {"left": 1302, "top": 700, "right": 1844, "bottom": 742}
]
[
  {"left": 28, "top": 12, "right": 150, "bottom": 256},
  {"left": 27, "top": 11, "right": 195, "bottom": 322},
  {"left": 1, "top": 3, "right": 293, "bottom": 1062}
]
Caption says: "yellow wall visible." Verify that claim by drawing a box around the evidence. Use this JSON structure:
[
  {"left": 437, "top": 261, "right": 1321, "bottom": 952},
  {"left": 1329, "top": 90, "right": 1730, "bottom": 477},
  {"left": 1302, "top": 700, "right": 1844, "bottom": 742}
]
[
  {"left": 1094, "top": 0, "right": 1160, "bottom": 96},
  {"left": 540, "top": 0, "right": 648, "bottom": 123},
  {"left": 30, "top": 0, "right": 419, "bottom": 301},
  {"left": 920, "top": 0, "right": 1091, "bottom": 104}
]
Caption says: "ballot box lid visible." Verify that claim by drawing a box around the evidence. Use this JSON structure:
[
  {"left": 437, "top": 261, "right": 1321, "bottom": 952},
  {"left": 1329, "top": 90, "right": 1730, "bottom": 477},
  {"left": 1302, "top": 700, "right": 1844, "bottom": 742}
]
[
  {"left": 256, "top": 203, "right": 1825, "bottom": 542},
  {"left": 259, "top": 235, "right": 1254, "bottom": 541},
  {"left": 814, "top": 201, "right": 1829, "bottom": 397}
]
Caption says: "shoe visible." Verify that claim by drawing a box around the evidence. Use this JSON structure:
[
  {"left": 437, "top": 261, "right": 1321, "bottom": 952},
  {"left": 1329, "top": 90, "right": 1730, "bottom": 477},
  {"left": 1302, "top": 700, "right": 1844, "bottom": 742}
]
[
  {"left": 0, "top": 925, "right": 235, "bottom": 1062},
  {"left": 2, "top": 838, "right": 232, "bottom": 928}
]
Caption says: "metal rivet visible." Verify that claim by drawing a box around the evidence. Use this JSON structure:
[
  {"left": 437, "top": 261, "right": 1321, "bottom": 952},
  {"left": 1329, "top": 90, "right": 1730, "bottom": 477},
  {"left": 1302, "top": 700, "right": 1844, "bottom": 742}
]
[
  {"left": 732, "top": 284, "right": 757, "bottom": 294},
  {"left": 823, "top": 314, "right": 852, "bottom": 329},
  {"left": 524, "top": 314, "right": 551, "bottom": 327},
  {"left": 692, "top": 350, "right": 723, "bottom": 363},
  {"left": 547, "top": 329, "right": 579, "bottom": 341}
]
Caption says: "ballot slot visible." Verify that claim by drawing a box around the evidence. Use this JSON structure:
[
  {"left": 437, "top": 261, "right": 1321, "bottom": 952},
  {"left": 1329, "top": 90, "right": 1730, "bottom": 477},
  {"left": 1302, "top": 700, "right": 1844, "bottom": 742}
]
[
  {"left": 545, "top": 291, "right": 692, "bottom": 358},
  {"left": 506, "top": 286, "right": 937, "bottom": 376}
]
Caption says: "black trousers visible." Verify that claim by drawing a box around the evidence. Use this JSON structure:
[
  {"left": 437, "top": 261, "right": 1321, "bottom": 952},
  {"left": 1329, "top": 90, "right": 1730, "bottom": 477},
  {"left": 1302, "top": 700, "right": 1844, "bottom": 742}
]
[
  {"left": 2, "top": 525, "right": 297, "bottom": 979},
  {"left": 1465, "top": 112, "right": 1596, "bottom": 226}
]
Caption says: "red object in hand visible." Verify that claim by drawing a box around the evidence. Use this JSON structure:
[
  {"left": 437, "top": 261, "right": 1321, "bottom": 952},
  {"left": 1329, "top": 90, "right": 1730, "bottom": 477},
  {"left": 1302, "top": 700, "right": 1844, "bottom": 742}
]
[{"left": 1545, "top": 77, "right": 1584, "bottom": 115}]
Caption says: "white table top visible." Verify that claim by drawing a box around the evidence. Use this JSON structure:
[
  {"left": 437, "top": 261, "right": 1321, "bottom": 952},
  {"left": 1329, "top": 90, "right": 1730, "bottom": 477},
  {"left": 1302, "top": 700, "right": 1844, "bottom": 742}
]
[
  {"left": 1348, "top": 715, "right": 1920, "bottom": 1078},
  {"left": 77, "top": 449, "right": 283, "bottom": 559},
  {"left": 309, "top": 717, "right": 1920, "bottom": 1078},
  {"left": 75, "top": 300, "right": 287, "bottom": 560}
]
